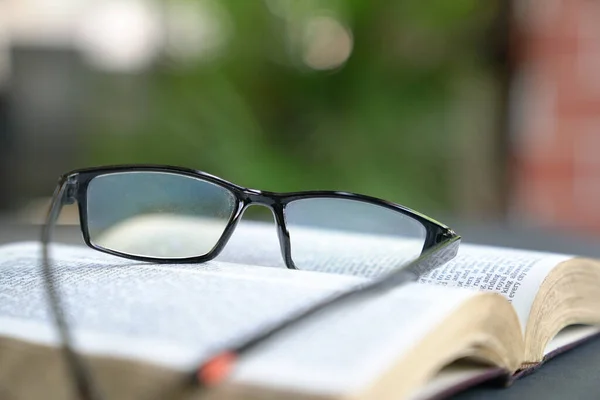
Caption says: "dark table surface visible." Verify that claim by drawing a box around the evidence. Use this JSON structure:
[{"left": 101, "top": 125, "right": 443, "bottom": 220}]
[{"left": 1, "top": 220, "right": 600, "bottom": 399}]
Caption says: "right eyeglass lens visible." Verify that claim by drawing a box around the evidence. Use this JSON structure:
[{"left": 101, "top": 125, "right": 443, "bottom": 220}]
[
  {"left": 284, "top": 197, "right": 427, "bottom": 277},
  {"left": 86, "top": 171, "right": 237, "bottom": 259}
]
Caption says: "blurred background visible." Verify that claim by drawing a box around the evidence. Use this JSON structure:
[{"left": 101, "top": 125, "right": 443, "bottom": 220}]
[{"left": 0, "top": 0, "right": 599, "bottom": 242}]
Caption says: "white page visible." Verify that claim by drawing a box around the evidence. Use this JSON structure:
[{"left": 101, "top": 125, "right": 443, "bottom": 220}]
[
  {"left": 418, "top": 244, "right": 571, "bottom": 331},
  {"left": 543, "top": 325, "right": 600, "bottom": 356},
  {"left": 232, "top": 283, "right": 478, "bottom": 396},
  {"left": 407, "top": 362, "right": 499, "bottom": 400},
  {"left": 0, "top": 242, "right": 364, "bottom": 369}
]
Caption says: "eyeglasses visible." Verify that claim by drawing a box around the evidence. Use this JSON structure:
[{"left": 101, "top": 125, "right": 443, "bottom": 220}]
[
  {"left": 40, "top": 164, "right": 460, "bottom": 399},
  {"left": 43, "top": 164, "right": 455, "bottom": 273}
]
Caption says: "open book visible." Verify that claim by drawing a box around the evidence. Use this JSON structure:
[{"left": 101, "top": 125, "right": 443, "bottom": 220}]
[{"left": 1, "top": 221, "right": 600, "bottom": 400}]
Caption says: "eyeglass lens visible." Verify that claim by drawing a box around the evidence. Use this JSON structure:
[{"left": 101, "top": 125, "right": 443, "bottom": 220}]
[
  {"left": 285, "top": 198, "right": 427, "bottom": 277},
  {"left": 86, "top": 171, "right": 237, "bottom": 259}
]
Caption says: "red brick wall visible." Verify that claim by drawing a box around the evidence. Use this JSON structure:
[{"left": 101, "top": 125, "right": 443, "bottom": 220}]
[{"left": 510, "top": 0, "right": 600, "bottom": 233}]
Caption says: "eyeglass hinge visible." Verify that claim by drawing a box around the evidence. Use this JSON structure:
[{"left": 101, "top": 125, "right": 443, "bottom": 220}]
[
  {"left": 62, "top": 175, "right": 78, "bottom": 205},
  {"left": 437, "top": 228, "right": 456, "bottom": 241}
]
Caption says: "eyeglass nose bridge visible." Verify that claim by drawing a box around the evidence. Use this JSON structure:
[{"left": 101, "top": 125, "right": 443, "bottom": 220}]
[
  {"left": 241, "top": 188, "right": 278, "bottom": 206},
  {"left": 238, "top": 189, "right": 297, "bottom": 270}
]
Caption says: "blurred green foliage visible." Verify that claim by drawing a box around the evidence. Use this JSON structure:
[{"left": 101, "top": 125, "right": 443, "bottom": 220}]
[{"left": 86, "top": 0, "right": 500, "bottom": 213}]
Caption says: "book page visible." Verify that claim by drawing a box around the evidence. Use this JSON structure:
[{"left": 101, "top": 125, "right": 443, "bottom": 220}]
[
  {"left": 418, "top": 244, "right": 572, "bottom": 331},
  {"left": 232, "top": 283, "right": 478, "bottom": 396},
  {"left": 408, "top": 361, "right": 505, "bottom": 400},
  {"left": 0, "top": 242, "right": 364, "bottom": 369},
  {"left": 543, "top": 325, "right": 600, "bottom": 356}
]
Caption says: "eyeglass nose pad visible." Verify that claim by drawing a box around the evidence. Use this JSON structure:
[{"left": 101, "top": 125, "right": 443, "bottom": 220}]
[{"left": 271, "top": 204, "right": 297, "bottom": 270}]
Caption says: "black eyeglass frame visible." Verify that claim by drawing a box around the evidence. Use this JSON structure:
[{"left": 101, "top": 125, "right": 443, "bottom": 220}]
[
  {"left": 40, "top": 164, "right": 460, "bottom": 400},
  {"left": 48, "top": 164, "right": 456, "bottom": 268}
]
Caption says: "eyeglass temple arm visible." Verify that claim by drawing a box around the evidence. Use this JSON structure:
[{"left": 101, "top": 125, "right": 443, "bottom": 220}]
[{"left": 41, "top": 177, "right": 102, "bottom": 400}]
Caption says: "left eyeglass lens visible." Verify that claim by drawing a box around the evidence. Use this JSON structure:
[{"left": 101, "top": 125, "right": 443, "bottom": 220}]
[{"left": 86, "top": 172, "right": 237, "bottom": 259}]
